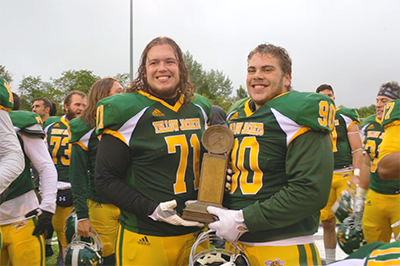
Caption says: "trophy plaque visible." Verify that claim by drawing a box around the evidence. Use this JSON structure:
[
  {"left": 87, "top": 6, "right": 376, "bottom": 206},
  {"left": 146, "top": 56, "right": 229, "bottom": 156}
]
[{"left": 182, "top": 125, "right": 234, "bottom": 223}]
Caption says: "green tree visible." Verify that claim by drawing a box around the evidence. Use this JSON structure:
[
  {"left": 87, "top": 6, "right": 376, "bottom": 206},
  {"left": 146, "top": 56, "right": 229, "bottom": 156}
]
[
  {"left": 0, "top": 64, "right": 13, "bottom": 84},
  {"left": 184, "top": 51, "right": 233, "bottom": 110},
  {"left": 234, "top": 85, "right": 248, "bottom": 102},
  {"left": 357, "top": 104, "right": 376, "bottom": 118},
  {"left": 114, "top": 73, "right": 131, "bottom": 89},
  {"left": 52, "top": 70, "right": 100, "bottom": 95},
  {"left": 18, "top": 76, "right": 64, "bottom": 111}
]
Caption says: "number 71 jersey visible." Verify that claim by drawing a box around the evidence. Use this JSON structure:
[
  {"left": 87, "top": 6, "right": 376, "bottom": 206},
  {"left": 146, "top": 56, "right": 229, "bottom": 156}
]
[{"left": 96, "top": 91, "right": 211, "bottom": 236}]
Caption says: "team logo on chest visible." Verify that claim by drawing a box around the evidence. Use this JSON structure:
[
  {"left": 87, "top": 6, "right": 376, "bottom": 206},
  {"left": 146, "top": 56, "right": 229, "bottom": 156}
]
[{"left": 152, "top": 118, "right": 201, "bottom": 134}]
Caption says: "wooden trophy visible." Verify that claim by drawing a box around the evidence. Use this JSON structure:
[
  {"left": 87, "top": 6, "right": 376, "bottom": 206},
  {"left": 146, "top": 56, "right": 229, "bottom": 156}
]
[{"left": 182, "top": 125, "right": 234, "bottom": 223}]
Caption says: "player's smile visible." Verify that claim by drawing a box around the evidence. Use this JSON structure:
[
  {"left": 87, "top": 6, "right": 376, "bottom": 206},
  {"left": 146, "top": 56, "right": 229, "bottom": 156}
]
[{"left": 146, "top": 44, "right": 180, "bottom": 99}]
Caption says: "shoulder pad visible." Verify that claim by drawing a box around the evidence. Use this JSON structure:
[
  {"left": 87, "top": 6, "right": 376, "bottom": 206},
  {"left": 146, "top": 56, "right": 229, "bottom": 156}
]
[
  {"left": 192, "top": 93, "right": 212, "bottom": 121},
  {"left": 96, "top": 93, "right": 149, "bottom": 134},
  {"left": 337, "top": 107, "right": 360, "bottom": 123},
  {"left": 43, "top": 116, "right": 62, "bottom": 128},
  {"left": 228, "top": 97, "right": 250, "bottom": 115},
  {"left": 271, "top": 91, "right": 336, "bottom": 133},
  {"left": 9, "top": 110, "right": 42, "bottom": 129},
  {"left": 381, "top": 99, "right": 400, "bottom": 127},
  {"left": 69, "top": 117, "right": 92, "bottom": 143}
]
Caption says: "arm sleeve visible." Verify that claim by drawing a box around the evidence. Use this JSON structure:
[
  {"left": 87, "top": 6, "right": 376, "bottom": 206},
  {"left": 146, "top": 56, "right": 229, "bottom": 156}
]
[
  {"left": 22, "top": 134, "right": 57, "bottom": 213},
  {"left": 94, "top": 134, "right": 159, "bottom": 218},
  {"left": 0, "top": 110, "right": 24, "bottom": 194},
  {"left": 243, "top": 131, "right": 334, "bottom": 232},
  {"left": 70, "top": 144, "right": 89, "bottom": 219}
]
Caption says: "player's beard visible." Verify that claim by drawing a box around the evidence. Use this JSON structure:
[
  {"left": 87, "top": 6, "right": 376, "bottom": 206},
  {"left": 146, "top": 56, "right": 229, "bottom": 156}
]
[{"left": 65, "top": 110, "right": 80, "bottom": 121}]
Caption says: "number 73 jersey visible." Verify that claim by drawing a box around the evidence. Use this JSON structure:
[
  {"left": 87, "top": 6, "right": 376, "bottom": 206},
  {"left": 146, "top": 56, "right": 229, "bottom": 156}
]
[
  {"left": 226, "top": 91, "right": 335, "bottom": 209},
  {"left": 44, "top": 116, "right": 71, "bottom": 183}
]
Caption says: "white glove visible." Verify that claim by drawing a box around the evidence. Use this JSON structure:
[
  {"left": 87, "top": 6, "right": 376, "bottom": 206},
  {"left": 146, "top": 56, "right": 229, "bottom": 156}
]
[
  {"left": 149, "top": 200, "right": 204, "bottom": 227},
  {"left": 207, "top": 206, "right": 248, "bottom": 242}
]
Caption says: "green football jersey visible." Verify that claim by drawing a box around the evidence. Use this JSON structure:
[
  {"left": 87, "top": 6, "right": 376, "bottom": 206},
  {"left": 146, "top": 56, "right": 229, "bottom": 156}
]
[
  {"left": 332, "top": 107, "right": 360, "bottom": 170},
  {"left": 96, "top": 91, "right": 211, "bottom": 236},
  {"left": 0, "top": 78, "right": 13, "bottom": 111},
  {"left": 362, "top": 114, "right": 399, "bottom": 194},
  {"left": 226, "top": 91, "right": 335, "bottom": 242},
  {"left": 69, "top": 117, "right": 108, "bottom": 220},
  {"left": 44, "top": 116, "right": 71, "bottom": 183},
  {"left": 7, "top": 111, "right": 44, "bottom": 201},
  {"left": 381, "top": 99, "right": 400, "bottom": 128}
]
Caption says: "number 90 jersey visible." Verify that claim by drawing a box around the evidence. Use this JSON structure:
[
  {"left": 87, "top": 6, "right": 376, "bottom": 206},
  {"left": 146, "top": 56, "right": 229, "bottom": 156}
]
[
  {"left": 96, "top": 91, "right": 211, "bottom": 236},
  {"left": 226, "top": 91, "right": 335, "bottom": 242}
]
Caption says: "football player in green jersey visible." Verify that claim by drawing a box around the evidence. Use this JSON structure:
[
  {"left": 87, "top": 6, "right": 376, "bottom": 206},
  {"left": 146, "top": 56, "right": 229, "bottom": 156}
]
[
  {"left": 207, "top": 43, "right": 335, "bottom": 266},
  {"left": 0, "top": 78, "right": 23, "bottom": 204},
  {"left": 0, "top": 94, "right": 57, "bottom": 266},
  {"left": 378, "top": 98, "right": 400, "bottom": 180},
  {"left": 0, "top": 79, "right": 24, "bottom": 259},
  {"left": 95, "top": 36, "right": 211, "bottom": 266},
  {"left": 69, "top": 77, "right": 123, "bottom": 265},
  {"left": 316, "top": 84, "right": 363, "bottom": 263},
  {"left": 44, "top": 90, "right": 86, "bottom": 264},
  {"left": 359, "top": 82, "right": 400, "bottom": 245}
]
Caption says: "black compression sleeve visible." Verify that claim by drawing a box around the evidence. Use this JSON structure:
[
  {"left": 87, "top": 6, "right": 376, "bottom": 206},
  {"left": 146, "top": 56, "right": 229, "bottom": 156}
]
[{"left": 94, "top": 134, "right": 159, "bottom": 217}]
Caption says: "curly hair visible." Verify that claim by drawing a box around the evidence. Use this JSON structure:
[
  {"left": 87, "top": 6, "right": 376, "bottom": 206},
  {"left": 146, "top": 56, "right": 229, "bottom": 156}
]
[{"left": 128, "top": 36, "right": 194, "bottom": 104}]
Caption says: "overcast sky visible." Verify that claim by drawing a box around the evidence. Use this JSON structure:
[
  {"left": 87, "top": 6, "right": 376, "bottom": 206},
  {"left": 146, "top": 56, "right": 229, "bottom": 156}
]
[{"left": 1, "top": 0, "right": 399, "bottom": 108}]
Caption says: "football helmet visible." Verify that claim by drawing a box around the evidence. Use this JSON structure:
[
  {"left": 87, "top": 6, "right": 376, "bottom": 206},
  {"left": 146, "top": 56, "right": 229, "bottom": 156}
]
[
  {"left": 65, "top": 229, "right": 103, "bottom": 266},
  {"left": 332, "top": 189, "right": 354, "bottom": 223},
  {"left": 337, "top": 215, "right": 366, "bottom": 255},
  {"left": 64, "top": 208, "right": 78, "bottom": 244},
  {"left": 189, "top": 230, "right": 250, "bottom": 266}
]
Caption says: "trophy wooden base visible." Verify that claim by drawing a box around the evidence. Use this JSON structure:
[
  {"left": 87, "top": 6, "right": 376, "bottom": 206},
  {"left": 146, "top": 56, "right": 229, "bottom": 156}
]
[{"left": 182, "top": 201, "right": 224, "bottom": 224}]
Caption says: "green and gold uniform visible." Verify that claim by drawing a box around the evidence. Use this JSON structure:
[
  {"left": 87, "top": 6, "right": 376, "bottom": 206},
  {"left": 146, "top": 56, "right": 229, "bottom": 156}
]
[
  {"left": 361, "top": 112, "right": 400, "bottom": 243},
  {"left": 321, "top": 107, "right": 360, "bottom": 221},
  {"left": 379, "top": 99, "right": 400, "bottom": 159},
  {"left": 0, "top": 80, "right": 13, "bottom": 112},
  {"left": 95, "top": 91, "right": 211, "bottom": 266},
  {"left": 1, "top": 111, "right": 46, "bottom": 266},
  {"left": 44, "top": 116, "right": 73, "bottom": 248},
  {"left": 226, "top": 91, "right": 335, "bottom": 266},
  {"left": 69, "top": 117, "right": 120, "bottom": 257}
]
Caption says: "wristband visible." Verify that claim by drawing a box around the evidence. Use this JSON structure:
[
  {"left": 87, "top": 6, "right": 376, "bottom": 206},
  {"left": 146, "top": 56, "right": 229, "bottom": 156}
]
[
  {"left": 356, "top": 187, "right": 368, "bottom": 197},
  {"left": 353, "top": 168, "right": 360, "bottom": 177}
]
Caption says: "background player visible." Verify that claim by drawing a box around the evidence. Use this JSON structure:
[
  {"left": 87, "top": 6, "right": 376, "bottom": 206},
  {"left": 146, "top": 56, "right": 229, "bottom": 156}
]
[
  {"left": 1, "top": 95, "right": 57, "bottom": 266},
  {"left": 316, "top": 84, "right": 363, "bottom": 263},
  {"left": 69, "top": 77, "right": 123, "bottom": 265},
  {"left": 359, "top": 82, "right": 400, "bottom": 244},
  {"left": 44, "top": 90, "right": 86, "bottom": 265}
]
